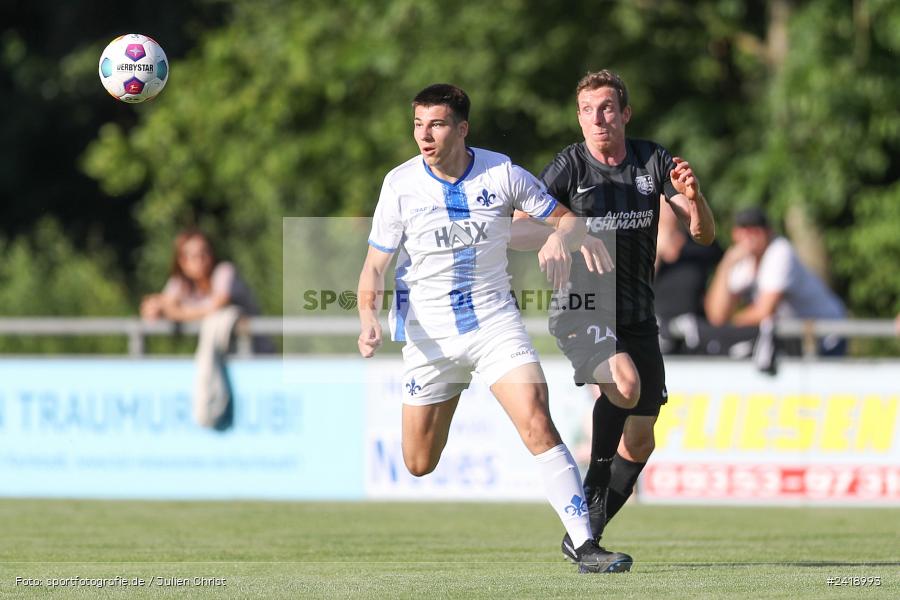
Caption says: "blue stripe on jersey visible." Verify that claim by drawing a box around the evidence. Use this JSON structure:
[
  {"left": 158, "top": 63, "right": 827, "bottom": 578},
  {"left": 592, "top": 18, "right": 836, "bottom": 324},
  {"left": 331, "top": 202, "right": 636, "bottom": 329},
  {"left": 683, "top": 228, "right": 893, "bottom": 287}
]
[
  {"left": 450, "top": 245, "right": 478, "bottom": 334},
  {"left": 535, "top": 197, "right": 558, "bottom": 219},
  {"left": 368, "top": 239, "right": 396, "bottom": 253},
  {"left": 441, "top": 185, "right": 470, "bottom": 221},
  {"left": 393, "top": 253, "right": 411, "bottom": 342},
  {"left": 424, "top": 152, "right": 479, "bottom": 334}
]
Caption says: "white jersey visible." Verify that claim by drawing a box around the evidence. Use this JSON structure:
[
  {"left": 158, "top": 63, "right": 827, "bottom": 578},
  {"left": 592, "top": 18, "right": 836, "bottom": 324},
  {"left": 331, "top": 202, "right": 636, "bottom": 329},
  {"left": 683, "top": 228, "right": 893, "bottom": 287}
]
[
  {"left": 728, "top": 236, "right": 846, "bottom": 320},
  {"left": 368, "top": 147, "right": 558, "bottom": 342}
]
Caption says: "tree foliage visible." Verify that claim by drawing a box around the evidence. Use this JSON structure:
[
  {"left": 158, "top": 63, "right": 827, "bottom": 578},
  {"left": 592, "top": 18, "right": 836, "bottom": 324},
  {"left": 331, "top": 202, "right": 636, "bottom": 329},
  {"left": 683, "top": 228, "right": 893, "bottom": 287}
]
[
  {"left": 0, "top": 219, "right": 132, "bottom": 352},
  {"left": 83, "top": 0, "right": 771, "bottom": 314}
]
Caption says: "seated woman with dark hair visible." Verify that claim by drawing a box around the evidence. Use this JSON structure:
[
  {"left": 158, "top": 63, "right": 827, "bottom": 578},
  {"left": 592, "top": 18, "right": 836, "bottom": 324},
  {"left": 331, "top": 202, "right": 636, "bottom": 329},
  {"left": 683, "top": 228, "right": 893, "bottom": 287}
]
[
  {"left": 140, "top": 228, "right": 269, "bottom": 429},
  {"left": 140, "top": 228, "right": 261, "bottom": 322}
]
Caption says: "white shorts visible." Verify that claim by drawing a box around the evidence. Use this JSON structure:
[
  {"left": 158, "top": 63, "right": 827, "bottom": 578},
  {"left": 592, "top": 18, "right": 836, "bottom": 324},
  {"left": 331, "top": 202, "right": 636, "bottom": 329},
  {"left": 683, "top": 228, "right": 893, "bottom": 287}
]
[{"left": 400, "top": 312, "right": 540, "bottom": 406}]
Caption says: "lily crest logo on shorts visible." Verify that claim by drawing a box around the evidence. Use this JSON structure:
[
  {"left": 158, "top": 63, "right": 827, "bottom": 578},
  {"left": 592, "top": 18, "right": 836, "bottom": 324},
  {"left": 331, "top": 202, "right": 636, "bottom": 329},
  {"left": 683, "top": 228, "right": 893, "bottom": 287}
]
[
  {"left": 564, "top": 494, "right": 588, "bottom": 517},
  {"left": 475, "top": 189, "right": 496, "bottom": 207},
  {"left": 635, "top": 174, "right": 655, "bottom": 196},
  {"left": 405, "top": 378, "right": 422, "bottom": 396}
]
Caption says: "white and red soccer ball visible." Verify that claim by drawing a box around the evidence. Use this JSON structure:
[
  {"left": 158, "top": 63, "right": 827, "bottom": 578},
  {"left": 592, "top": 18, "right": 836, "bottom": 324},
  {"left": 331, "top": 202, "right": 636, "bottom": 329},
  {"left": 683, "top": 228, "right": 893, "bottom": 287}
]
[{"left": 98, "top": 34, "right": 168, "bottom": 103}]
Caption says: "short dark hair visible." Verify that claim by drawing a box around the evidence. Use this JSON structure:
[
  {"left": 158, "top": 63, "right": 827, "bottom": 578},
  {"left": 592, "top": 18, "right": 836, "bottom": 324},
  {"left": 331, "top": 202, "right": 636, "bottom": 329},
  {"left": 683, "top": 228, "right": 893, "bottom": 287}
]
[
  {"left": 412, "top": 84, "right": 470, "bottom": 122},
  {"left": 733, "top": 206, "right": 771, "bottom": 229},
  {"left": 576, "top": 70, "right": 629, "bottom": 110}
]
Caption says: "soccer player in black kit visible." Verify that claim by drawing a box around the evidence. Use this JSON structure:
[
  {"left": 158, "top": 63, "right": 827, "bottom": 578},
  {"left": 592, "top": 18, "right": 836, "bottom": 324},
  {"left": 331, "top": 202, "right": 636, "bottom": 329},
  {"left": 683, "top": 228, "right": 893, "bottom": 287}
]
[{"left": 513, "top": 70, "right": 715, "bottom": 569}]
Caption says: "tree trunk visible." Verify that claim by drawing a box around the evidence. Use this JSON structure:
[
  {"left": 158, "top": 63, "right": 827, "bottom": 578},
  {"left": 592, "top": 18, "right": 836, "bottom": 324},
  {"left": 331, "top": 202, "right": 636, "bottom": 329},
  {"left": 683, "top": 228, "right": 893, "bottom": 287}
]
[{"left": 768, "top": 0, "right": 831, "bottom": 282}]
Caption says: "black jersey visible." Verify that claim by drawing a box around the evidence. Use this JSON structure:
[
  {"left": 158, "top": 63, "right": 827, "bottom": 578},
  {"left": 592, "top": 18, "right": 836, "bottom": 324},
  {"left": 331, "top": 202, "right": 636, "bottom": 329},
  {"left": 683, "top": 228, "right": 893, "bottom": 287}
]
[{"left": 541, "top": 139, "right": 678, "bottom": 327}]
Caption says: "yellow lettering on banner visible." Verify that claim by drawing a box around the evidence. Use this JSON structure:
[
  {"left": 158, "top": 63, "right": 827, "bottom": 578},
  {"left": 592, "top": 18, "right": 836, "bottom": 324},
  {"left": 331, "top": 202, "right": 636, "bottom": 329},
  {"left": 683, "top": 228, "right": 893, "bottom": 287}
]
[
  {"left": 821, "top": 394, "right": 855, "bottom": 451},
  {"left": 855, "top": 395, "right": 898, "bottom": 452},
  {"left": 739, "top": 394, "right": 775, "bottom": 450},
  {"left": 714, "top": 393, "right": 740, "bottom": 451},
  {"left": 654, "top": 392, "right": 686, "bottom": 449},
  {"left": 774, "top": 394, "right": 819, "bottom": 451},
  {"left": 685, "top": 394, "right": 712, "bottom": 450},
  {"left": 656, "top": 389, "right": 897, "bottom": 455}
]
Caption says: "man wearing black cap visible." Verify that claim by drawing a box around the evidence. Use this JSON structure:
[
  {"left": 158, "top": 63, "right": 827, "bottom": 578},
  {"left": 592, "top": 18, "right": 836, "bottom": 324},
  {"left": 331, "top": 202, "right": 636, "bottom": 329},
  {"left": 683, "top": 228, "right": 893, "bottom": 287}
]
[{"left": 705, "top": 206, "right": 846, "bottom": 355}]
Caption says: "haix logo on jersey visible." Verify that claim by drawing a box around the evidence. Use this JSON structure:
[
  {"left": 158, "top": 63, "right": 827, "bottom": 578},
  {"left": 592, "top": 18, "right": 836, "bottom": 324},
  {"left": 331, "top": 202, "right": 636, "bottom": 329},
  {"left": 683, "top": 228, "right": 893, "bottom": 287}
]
[
  {"left": 434, "top": 221, "right": 488, "bottom": 248},
  {"left": 635, "top": 175, "right": 655, "bottom": 196},
  {"left": 586, "top": 210, "right": 654, "bottom": 232}
]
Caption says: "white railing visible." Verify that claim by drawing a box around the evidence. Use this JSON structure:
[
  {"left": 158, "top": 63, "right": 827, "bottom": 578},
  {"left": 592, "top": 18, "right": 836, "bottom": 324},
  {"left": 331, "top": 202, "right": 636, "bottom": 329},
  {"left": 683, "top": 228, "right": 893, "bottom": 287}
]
[{"left": 0, "top": 317, "right": 895, "bottom": 357}]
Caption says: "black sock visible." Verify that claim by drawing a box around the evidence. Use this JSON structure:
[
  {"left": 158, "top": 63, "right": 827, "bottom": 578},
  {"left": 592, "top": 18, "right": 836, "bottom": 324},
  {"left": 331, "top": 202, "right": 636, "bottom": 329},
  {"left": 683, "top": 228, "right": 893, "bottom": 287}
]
[
  {"left": 605, "top": 453, "right": 646, "bottom": 522},
  {"left": 583, "top": 394, "right": 629, "bottom": 490},
  {"left": 583, "top": 457, "right": 613, "bottom": 495}
]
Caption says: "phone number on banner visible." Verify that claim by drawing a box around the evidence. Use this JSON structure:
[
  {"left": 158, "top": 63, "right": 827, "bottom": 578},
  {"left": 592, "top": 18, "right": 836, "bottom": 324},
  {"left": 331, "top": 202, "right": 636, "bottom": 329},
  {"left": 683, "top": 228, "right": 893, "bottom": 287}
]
[{"left": 642, "top": 463, "right": 900, "bottom": 501}]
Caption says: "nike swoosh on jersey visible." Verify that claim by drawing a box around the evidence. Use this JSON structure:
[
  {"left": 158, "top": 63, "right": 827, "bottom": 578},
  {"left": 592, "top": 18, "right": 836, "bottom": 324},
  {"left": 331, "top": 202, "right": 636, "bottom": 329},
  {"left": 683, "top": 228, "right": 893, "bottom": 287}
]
[{"left": 576, "top": 185, "right": 597, "bottom": 194}]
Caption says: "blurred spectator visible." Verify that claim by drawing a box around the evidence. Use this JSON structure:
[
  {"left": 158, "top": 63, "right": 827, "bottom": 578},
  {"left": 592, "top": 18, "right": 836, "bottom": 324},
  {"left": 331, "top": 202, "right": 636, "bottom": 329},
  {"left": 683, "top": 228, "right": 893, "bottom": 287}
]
[
  {"left": 705, "top": 207, "right": 846, "bottom": 356},
  {"left": 141, "top": 228, "right": 269, "bottom": 428},
  {"left": 654, "top": 202, "right": 757, "bottom": 356},
  {"left": 140, "top": 228, "right": 262, "bottom": 323}
]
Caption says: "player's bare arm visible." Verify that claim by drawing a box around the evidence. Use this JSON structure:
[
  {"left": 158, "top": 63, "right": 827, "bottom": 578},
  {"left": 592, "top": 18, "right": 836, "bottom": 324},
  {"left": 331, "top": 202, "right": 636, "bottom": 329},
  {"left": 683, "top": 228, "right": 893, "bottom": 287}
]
[
  {"left": 666, "top": 157, "right": 716, "bottom": 246},
  {"left": 510, "top": 209, "right": 554, "bottom": 251},
  {"left": 356, "top": 245, "right": 393, "bottom": 358},
  {"left": 579, "top": 235, "right": 615, "bottom": 274},
  {"left": 511, "top": 209, "right": 613, "bottom": 275},
  {"left": 537, "top": 205, "right": 586, "bottom": 290},
  {"left": 547, "top": 207, "right": 615, "bottom": 281}
]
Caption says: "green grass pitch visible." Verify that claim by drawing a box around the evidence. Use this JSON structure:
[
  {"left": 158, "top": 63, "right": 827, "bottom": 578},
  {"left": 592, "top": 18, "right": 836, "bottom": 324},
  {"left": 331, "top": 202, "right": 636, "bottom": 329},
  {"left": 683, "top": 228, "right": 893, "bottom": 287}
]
[{"left": 0, "top": 500, "right": 897, "bottom": 599}]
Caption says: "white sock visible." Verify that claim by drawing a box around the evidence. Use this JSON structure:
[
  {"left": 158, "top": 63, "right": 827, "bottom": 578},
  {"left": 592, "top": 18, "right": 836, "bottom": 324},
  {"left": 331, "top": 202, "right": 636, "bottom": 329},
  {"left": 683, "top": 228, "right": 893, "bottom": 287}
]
[{"left": 534, "top": 443, "right": 593, "bottom": 548}]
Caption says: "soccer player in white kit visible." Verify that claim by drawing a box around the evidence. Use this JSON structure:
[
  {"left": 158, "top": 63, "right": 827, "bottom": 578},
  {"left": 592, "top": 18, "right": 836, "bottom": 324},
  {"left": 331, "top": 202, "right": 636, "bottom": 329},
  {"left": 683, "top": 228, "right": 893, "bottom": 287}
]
[{"left": 356, "top": 84, "right": 632, "bottom": 573}]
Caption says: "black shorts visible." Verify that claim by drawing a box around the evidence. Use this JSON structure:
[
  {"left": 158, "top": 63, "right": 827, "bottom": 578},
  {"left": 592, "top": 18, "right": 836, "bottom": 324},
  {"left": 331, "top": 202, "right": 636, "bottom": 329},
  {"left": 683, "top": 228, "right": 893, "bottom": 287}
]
[{"left": 553, "top": 316, "right": 667, "bottom": 417}]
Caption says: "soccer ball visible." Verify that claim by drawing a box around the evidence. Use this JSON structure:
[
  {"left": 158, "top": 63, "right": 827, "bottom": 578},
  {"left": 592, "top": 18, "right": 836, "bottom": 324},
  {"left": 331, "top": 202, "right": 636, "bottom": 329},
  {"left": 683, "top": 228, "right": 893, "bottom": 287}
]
[{"left": 98, "top": 34, "right": 169, "bottom": 103}]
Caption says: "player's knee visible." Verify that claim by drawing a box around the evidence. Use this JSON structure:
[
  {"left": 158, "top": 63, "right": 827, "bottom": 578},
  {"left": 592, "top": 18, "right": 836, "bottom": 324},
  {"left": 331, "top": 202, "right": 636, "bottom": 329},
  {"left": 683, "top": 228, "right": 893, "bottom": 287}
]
[
  {"left": 407, "top": 465, "right": 435, "bottom": 478},
  {"left": 607, "top": 355, "right": 641, "bottom": 408},
  {"left": 614, "top": 377, "right": 640, "bottom": 409},
  {"left": 404, "top": 455, "right": 438, "bottom": 477},
  {"left": 623, "top": 434, "right": 654, "bottom": 462}
]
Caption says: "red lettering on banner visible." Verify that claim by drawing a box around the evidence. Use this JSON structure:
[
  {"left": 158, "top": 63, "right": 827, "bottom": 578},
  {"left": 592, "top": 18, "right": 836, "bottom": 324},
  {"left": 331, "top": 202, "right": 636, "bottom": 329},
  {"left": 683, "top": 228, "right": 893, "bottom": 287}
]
[{"left": 642, "top": 464, "right": 900, "bottom": 501}]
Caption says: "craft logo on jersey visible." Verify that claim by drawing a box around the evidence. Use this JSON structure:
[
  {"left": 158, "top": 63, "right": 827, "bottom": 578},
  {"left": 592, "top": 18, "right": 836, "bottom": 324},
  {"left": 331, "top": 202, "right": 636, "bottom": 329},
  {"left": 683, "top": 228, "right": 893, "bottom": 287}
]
[
  {"left": 434, "top": 221, "right": 488, "bottom": 248},
  {"left": 411, "top": 204, "right": 439, "bottom": 215},
  {"left": 564, "top": 494, "right": 588, "bottom": 517},
  {"left": 635, "top": 174, "right": 655, "bottom": 196},
  {"left": 475, "top": 189, "right": 496, "bottom": 207},
  {"left": 405, "top": 378, "right": 422, "bottom": 396}
]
